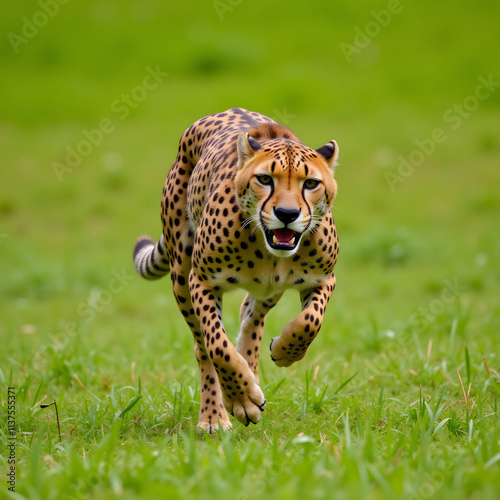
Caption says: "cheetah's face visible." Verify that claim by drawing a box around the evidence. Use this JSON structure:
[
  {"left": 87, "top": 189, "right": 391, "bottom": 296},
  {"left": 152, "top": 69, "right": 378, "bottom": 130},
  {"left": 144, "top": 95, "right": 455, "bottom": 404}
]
[{"left": 235, "top": 133, "right": 339, "bottom": 257}]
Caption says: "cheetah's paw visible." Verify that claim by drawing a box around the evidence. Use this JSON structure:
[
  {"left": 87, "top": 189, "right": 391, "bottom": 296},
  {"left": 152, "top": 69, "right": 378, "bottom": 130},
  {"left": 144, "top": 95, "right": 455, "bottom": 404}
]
[
  {"left": 222, "top": 381, "right": 266, "bottom": 426},
  {"left": 197, "top": 417, "right": 232, "bottom": 435},
  {"left": 269, "top": 337, "right": 306, "bottom": 367}
]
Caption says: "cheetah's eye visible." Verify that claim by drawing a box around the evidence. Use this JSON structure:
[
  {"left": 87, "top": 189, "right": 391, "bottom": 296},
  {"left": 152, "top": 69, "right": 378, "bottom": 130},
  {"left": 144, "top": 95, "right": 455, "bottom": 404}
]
[
  {"left": 256, "top": 174, "right": 273, "bottom": 186},
  {"left": 303, "top": 179, "right": 320, "bottom": 189}
]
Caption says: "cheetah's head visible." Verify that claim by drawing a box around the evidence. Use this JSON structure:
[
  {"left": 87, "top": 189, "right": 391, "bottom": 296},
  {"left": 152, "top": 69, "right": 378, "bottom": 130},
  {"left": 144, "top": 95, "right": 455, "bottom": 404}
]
[{"left": 235, "top": 133, "right": 338, "bottom": 257}]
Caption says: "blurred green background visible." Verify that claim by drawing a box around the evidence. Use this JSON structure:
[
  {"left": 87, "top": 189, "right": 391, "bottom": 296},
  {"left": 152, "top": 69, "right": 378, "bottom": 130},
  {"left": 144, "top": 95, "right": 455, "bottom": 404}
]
[{"left": 1, "top": 0, "right": 499, "bottom": 384}]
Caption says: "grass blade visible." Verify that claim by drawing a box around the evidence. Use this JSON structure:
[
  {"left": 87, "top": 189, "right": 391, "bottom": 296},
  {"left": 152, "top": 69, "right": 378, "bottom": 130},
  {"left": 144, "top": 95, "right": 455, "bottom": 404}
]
[
  {"left": 485, "top": 452, "right": 500, "bottom": 469},
  {"left": 449, "top": 319, "right": 458, "bottom": 356},
  {"left": 465, "top": 345, "right": 471, "bottom": 386},
  {"left": 313, "top": 384, "right": 329, "bottom": 413},
  {"left": 433, "top": 418, "right": 450, "bottom": 435},
  {"left": 31, "top": 380, "right": 44, "bottom": 407},
  {"left": 119, "top": 395, "right": 143, "bottom": 418},
  {"left": 377, "top": 382, "right": 385, "bottom": 422},
  {"left": 334, "top": 372, "right": 358, "bottom": 394}
]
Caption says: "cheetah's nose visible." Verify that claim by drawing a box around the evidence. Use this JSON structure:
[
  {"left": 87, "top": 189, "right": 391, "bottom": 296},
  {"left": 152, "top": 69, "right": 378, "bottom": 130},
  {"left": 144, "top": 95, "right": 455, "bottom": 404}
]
[{"left": 274, "top": 207, "right": 301, "bottom": 225}]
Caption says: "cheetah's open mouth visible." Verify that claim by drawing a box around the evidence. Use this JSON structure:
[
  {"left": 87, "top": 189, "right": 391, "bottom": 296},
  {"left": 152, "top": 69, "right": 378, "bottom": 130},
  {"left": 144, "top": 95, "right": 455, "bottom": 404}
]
[{"left": 264, "top": 228, "right": 301, "bottom": 250}]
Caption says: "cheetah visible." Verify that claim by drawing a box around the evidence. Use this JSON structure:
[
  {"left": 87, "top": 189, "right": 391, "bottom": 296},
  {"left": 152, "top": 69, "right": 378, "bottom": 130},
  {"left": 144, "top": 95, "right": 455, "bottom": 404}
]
[{"left": 133, "top": 108, "right": 339, "bottom": 433}]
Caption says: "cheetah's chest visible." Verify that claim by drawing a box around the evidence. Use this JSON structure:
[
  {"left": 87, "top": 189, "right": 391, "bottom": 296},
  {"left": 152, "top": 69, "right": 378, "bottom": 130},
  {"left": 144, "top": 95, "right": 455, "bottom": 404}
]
[{"left": 209, "top": 257, "right": 329, "bottom": 300}]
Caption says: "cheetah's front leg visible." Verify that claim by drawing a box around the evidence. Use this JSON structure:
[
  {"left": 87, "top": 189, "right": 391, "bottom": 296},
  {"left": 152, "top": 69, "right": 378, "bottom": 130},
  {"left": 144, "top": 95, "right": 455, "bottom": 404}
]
[
  {"left": 270, "top": 273, "right": 336, "bottom": 367},
  {"left": 189, "top": 272, "right": 266, "bottom": 426},
  {"left": 236, "top": 292, "right": 283, "bottom": 384}
]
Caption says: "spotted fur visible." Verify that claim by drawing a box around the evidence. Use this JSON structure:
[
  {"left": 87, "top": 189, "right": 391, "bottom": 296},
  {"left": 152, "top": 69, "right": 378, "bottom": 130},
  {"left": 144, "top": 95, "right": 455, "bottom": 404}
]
[{"left": 133, "top": 108, "right": 340, "bottom": 433}]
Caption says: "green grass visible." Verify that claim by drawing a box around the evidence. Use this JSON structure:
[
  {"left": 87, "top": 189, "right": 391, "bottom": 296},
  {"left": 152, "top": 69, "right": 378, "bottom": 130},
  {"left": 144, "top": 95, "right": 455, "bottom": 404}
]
[{"left": 1, "top": 0, "right": 500, "bottom": 499}]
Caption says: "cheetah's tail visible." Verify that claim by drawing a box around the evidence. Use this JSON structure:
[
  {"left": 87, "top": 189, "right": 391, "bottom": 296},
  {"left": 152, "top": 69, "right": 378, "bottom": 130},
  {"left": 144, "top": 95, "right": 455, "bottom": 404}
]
[{"left": 133, "top": 234, "right": 170, "bottom": 281}]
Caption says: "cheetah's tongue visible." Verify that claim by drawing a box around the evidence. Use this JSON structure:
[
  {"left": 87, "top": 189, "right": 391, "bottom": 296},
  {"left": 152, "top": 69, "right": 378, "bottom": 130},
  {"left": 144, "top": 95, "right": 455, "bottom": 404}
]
[{"left": 272, "top": 228, "right": 297, "bottom": 246}]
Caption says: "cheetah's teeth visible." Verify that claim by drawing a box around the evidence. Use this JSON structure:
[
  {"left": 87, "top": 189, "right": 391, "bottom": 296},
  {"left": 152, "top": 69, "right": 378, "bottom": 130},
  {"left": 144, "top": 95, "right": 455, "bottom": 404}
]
[{"left": 272, "top": 233, "right": 296, "bottom": 247}]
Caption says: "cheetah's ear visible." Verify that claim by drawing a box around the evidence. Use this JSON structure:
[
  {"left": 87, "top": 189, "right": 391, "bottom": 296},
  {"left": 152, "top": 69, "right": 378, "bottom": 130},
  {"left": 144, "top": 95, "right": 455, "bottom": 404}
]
[
  {"left": 316, "top": 140, "right": 339, "bottom": 171},
  {"left": 237, "top": 132, "right": 261, "bottom": 169}
]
